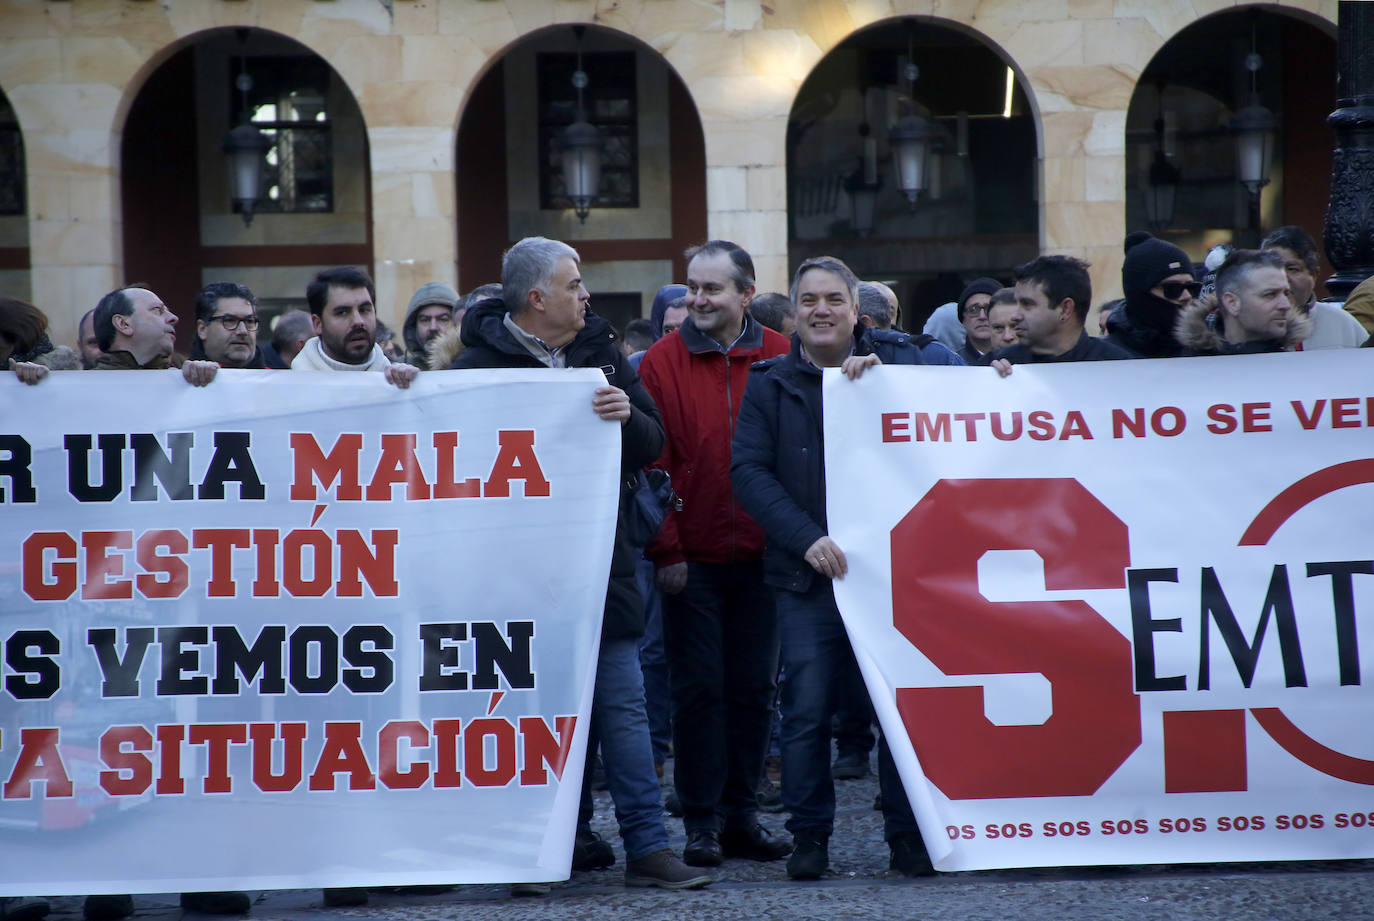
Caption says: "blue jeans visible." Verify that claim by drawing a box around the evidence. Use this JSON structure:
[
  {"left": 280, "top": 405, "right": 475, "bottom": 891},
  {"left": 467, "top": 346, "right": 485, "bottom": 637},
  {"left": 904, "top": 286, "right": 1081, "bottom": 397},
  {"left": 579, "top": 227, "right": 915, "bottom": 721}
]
[
  {"left": 662, "top": 561, "right": 778, "bottom": 833},
  {"left": 577, "top": 636, "right": 670, "bottom": 860},
  {"left": 636, "top": 559, "right": 673, "bottom": 765},
  {"left": 776, "top": 582, "right": 918, "bottom": 841}
]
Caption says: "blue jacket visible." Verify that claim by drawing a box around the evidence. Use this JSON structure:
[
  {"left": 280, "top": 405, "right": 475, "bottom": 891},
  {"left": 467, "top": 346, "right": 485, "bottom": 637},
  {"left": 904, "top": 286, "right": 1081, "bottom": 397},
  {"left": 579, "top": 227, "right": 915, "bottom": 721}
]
[{"left": 730, "top": 327, "right": 938, "bottom": 594}]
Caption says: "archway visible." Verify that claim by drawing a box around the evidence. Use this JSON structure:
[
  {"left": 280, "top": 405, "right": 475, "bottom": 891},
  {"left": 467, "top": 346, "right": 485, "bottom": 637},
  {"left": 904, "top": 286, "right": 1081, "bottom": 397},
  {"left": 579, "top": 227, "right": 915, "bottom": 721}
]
[
  {"left": 0, "top": 86, "right": 29, "bottom": 303},
  {"left": 786, "top": 17, "right": 1040, "bottom": 330},
  {"left": 455, "top": 24, "right": 707, "bottom": 334},
  {"left": 1124, "top": 7, "right": 1336, "bottom": 278},
  {"left": 121, "top": 29, "right": 372, "bottom": 352}
]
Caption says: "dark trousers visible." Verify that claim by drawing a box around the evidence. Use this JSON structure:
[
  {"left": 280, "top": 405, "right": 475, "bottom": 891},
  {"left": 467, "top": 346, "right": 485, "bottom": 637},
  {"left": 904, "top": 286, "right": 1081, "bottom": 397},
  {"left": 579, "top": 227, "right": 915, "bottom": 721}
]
[
  {"left": 662, "top": 560, "right": 779, "bottom": 833},
  {"left": 777, "top": 581, "right": 919, "bottom": 841}
]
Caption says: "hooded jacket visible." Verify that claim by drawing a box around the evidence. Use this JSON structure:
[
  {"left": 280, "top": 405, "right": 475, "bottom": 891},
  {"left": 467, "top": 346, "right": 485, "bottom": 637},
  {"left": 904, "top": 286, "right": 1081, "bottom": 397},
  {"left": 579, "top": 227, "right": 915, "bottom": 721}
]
[
  {"left": 637, "top": 313, "right": 791, "bottom": 567},
  {"left": 730, "top": 327, "right": 927, "bottom": 595},
  {"left": 402, "top": 282, "right": 459, "bottom": 367},
  {"left": 1173, "top": 295, "right": 1312, "bottom": 356},
  {"left": 447, "top": 297, "right": 665, "bottom": 641}
]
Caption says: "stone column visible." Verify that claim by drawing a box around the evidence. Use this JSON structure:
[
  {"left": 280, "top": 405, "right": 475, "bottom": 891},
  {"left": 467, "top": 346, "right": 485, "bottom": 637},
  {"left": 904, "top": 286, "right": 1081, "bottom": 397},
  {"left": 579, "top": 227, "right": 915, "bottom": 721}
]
[{"left": 1322, "top": 0, "right": 1374, "bottom": 298}]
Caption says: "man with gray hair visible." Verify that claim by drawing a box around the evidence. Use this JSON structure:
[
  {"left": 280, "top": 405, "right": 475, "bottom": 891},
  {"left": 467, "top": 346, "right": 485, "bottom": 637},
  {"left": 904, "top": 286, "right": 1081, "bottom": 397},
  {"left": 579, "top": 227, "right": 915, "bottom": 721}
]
[
  {"left": 856, "top": 281, "right": 898, "bottom": 330},
  {"left": 750, "top": 292, "right": 797, "bottom": 337},
  {"left": 449, "top": 236, "right": 708, "bottom": 891},
  {"left": 266, "top": 309, "right": 313, "bottom": 369}
]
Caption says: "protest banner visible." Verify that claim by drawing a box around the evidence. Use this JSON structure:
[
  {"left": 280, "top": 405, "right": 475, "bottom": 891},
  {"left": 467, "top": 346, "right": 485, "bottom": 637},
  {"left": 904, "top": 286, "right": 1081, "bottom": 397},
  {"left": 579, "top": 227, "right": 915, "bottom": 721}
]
[
  {"left": 0, "top": 368, "right": 619, "bottom": 895},
  {"left": 824, "top": 350, "right": 1374, "bottom": 871}
]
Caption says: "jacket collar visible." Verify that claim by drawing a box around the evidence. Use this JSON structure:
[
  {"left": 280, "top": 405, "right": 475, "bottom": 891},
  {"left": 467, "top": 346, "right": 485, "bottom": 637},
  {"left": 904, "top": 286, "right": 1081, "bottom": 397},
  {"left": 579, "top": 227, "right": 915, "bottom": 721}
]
[{"left": 678, "top": 312, "right": 766, "bottom": 355}]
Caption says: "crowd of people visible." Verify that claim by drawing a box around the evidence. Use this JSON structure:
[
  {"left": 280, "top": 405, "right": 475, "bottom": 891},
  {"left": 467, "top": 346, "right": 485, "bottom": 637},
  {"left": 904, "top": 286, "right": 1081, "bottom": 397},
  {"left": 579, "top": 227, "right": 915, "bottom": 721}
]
[{"left": 2, "top": 222, "right": 1371, "bottom": 916}]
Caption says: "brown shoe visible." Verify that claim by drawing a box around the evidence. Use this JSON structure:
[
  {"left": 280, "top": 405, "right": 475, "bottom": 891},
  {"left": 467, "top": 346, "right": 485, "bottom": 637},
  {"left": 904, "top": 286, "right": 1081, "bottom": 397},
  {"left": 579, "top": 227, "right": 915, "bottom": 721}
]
[{"left": 625, "top": 849, "right": 712, "bottom": 890}]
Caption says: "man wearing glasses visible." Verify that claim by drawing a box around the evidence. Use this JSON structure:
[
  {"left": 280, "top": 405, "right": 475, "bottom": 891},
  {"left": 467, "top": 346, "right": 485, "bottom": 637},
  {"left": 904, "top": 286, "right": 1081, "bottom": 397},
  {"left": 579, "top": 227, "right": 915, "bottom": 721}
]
[
  {"left": 953, "top": 277, "right": 1001, "bottom": 365},
  {"left": 192, "top": 282, "right": 270, "bottom": 369},
  {"left": 1105, "top": 232, "right": 1198, "bottom": 358}
]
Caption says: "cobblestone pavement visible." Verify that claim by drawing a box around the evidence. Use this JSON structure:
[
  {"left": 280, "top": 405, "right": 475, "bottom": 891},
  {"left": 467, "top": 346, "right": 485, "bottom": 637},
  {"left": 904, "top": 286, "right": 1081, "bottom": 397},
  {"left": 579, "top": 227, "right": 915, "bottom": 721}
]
[{"left": 28, "top": 754, "right": 1374, "bottom": 921}]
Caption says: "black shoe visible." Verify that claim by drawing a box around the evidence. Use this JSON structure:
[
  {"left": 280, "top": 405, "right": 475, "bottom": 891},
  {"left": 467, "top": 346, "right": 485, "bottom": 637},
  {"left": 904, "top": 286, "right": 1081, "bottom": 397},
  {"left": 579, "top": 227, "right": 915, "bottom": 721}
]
[
  {"left": 756, "top": 778, "right": 784, "bottom": 813},
  {"left": 2, "top": 898, "right": 50, "bottom": 921},
  {"left": 889, "top": 831, "right": 936, "bottom": 877},
  {"left": 832, "top": 751, "right": 870, "bottom": 780},
  {"left": 572, "top": 828, "right": 615, "bottom": 871},
  {"left": 82, "top": 896, "right": 134, "bottom": 921},
  {"left": 321, "top": 889, "right": 368, "bottom": 908},
  {"left": 682, "top": 829, "right": 723, "bottom": 867},
  {"left": 786, "top": 832, "right": 829, "bottom": 880},
  {"left": 720, "top": 823, "right": 793, "bottom": 861},
  {"left": 664, "top": 791, "right": 684, "bottom": 817},
  {"left": 179, "top": 893, "right": 251, "bottom": 915}
]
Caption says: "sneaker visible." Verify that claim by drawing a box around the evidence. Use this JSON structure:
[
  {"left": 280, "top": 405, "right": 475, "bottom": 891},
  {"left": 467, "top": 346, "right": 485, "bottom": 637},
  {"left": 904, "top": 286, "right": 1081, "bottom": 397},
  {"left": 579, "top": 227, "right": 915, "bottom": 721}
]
[
  {"left": 832, "top": 750, "right": 870, "bottom": 780},
  {"left": 720, "top": 823, "right": 793, "bottom": 861},
  {"left": 786, "top": 832, "right": 829, "bottom": 881},
  {"left": 509, "top": 883, "right": 551, "bottom": 897},
  {"left": 1, "top": 898, "right": 50, "bottom": 921},
  {"left": 82, "top": 896, "right": 134, "bottom": 921},
  {"left": 624, "top": 849, "right": 712, "bottom": 890},
  {"left": 572, "top": 828, "right": 615, "bottom": 871},
  {"left": 321, "top": 889, "right": 368, "bottom": 908},
  {"left": 888, "top": 832, "right": 936, "bottom": 877},
  {"left": 756, "top": 778, "right": 784, "bottom": 813},
  {"left": 179, "top": 893, "right": 251, "bottom": 915}
]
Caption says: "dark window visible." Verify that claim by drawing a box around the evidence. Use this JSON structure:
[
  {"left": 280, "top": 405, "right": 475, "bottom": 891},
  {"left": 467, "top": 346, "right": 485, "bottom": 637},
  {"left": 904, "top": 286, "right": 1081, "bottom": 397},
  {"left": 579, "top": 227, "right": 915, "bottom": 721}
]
[
  {"left": 537, "top": 51, "right": 638, "bottom": 211},
  {"left": 0, "top": 94, "right": 24, "bottom": 216},
  {"left": 231, "top": 56, "right": 332, "bottom": 214}
]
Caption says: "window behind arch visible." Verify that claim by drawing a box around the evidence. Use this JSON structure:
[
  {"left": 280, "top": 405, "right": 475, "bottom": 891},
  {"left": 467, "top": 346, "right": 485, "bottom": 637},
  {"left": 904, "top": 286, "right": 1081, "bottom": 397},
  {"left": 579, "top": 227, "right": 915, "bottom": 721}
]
[{"left": 537, "top": 51, "right": 639, "bottom": 211}]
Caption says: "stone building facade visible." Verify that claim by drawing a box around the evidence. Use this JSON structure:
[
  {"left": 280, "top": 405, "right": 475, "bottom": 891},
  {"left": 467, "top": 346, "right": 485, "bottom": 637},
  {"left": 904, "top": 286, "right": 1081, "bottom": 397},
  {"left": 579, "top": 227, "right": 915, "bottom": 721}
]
[{"left": 0, "top": 0, "right": 1339, "bottom": 343}]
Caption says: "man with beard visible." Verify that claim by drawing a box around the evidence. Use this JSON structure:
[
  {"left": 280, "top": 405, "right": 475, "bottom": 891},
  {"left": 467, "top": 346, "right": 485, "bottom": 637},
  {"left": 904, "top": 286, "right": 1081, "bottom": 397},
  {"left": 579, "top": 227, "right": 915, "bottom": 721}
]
[
  {"left": 1104, "top": 232, "right": 1197, "bottom": 358},
  {"left": 1174, "top": 249, "right": 1311, "bottom": 355},
  {"left": 401, "top": 281, "right": 458, "bottom": 367},
  {"left": 291, "top": 266, "right": 418, "bottom": 389},
  {"left": 191, "top": 282, "right": 269, "bottom": 369}
]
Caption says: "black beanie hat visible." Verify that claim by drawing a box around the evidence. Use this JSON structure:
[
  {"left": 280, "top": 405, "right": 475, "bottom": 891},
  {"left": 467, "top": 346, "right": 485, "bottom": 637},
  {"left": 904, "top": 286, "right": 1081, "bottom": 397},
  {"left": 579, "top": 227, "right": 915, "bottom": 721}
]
[
  {"left": 957, "top": 277, "right": 1002, "bottom": 318},
  {"left": 1122, "top": 235, "right": 1193, "bottom": 301}
]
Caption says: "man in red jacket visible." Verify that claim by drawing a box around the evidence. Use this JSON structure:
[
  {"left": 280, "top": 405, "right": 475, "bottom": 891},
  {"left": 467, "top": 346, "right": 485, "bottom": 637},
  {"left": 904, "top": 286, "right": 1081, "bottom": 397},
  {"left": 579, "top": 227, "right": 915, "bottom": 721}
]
[{"left": 638, "top": 240, "right": 793, "bottom": 867}]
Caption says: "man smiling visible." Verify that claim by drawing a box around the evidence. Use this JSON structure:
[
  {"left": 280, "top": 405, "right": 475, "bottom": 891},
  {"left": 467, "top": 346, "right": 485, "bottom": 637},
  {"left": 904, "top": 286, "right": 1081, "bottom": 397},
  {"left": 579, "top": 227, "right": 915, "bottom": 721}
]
[{"left": 730, "top": 255, "right": 937, "bottom": 882}]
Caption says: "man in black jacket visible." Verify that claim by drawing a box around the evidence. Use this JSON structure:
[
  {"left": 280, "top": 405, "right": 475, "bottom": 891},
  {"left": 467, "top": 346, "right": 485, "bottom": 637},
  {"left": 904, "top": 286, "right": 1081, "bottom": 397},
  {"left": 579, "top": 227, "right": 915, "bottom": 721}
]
[
  {"left": 450, "top": 236, "right": 709, "bottom": 891},
  {"left": 731, "top": 255, "right": 935, "bottom": 882},
  {"left": 987, "top": 256, "right": 1132, "bottom": 366}
]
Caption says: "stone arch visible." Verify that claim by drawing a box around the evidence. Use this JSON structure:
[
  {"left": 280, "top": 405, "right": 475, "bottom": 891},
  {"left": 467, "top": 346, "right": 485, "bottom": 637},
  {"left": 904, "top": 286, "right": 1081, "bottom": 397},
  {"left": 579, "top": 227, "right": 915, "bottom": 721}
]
[
  {"left": 785, "top": 14, "right": 1043, "bottom": 330},
  {"left": 119, "top": 26, "right": 372, "bottom": 352},
  {"left": 1123, "top": 5, "right": 1339, "bottom": 274},
  {"left": 0, "top": 84, "right": 30, "bottom": 303},
  {"left": 454, "top": 22, "right": 707, "bottom": 331}
]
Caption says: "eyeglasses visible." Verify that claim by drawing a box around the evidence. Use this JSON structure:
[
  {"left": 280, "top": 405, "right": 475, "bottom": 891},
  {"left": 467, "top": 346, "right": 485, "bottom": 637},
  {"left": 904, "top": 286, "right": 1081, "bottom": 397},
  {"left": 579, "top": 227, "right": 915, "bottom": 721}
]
[
  {"left": 208, "top": 314, "right": 260, "bottom": 331},
  {"left": 1158, "top": 281, "right": 1201, "bottom": 301},
  {"left": 962, "top": 304, "right": 989, "bottom": 318}
]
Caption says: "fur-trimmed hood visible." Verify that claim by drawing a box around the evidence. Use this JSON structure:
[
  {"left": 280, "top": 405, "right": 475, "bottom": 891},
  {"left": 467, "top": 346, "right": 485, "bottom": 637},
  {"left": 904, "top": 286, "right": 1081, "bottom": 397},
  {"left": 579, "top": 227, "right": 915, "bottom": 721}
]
[
  {"left": 1174, "top": 294, "right": 1312, "bottom": 355},
  {"left": 426, "top": 325, "right": 465, "bottom": 370}
]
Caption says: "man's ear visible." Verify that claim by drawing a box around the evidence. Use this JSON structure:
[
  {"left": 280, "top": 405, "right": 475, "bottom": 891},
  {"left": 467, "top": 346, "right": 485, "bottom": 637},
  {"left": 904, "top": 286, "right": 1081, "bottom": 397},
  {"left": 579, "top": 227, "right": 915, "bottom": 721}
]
[
  {"left": 1220, "top": 291, "right": 1240, "bottom": 317},
  {"left": 527, "top": 288, "right": 545, "bottom": 314},
  {"left": 1056, "top": 298, "right": 1076, "bottom": 323},
  {"left": 112, "top": 312, "right": 134, "bottom": 337},
  {"left": 311, "top": 313, "right": 323, "bottom": 336},
  {"left": 739, "top": 284, "right": 756, "bottom": 310},
  {"left": 859, "top": 314, "right": 876, "bottom": 328}
]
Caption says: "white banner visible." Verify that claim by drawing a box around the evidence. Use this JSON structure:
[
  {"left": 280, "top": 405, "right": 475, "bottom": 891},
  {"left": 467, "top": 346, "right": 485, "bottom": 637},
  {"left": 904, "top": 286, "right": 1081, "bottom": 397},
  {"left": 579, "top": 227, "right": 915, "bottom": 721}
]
[
  {"left": 825, "top": 350, "right": 1374, "bottom": 870},
  {"left": 0, "top": 368, "right": 619, "bottom": 895}
]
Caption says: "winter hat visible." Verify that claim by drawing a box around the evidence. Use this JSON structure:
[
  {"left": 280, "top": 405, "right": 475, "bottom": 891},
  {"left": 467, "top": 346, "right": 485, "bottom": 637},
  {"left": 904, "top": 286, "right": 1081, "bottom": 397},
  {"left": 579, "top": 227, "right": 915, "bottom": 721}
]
[
  {"left": 956, "top": 277, "right": 1002, "bottom": 318},
  {"left": 406, "top": 282, "right": 459, "bottom": 317},
  {"left": 1122, "top": 235, "right": 1193, "bottom": 301}
]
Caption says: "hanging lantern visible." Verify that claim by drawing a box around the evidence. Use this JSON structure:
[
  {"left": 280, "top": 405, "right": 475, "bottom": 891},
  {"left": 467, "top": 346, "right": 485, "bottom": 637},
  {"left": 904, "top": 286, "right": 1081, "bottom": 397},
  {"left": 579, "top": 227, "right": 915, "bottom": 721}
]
[
  {"left": 222, "top": 121, "right": 269, "bottom": 227},
  {"left": 561, "top": 119, "right": 603, "bottom": 224},
  {"left": 1232, "top": 102, "right": 1276, "bottom": 196},
  {"left": 889, "top": 114, "right": 934, "bottom": 209}
]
